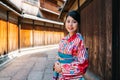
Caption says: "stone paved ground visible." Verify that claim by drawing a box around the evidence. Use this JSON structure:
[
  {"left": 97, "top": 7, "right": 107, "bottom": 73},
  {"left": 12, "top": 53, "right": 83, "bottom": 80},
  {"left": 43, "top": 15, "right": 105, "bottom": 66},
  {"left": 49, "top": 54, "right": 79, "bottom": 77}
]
[
  {"left": 0, "top": 45, "right": 100, "bottom": 80},
  {"left": 0, "top": 46, "right": 57, "bottom": 80}
]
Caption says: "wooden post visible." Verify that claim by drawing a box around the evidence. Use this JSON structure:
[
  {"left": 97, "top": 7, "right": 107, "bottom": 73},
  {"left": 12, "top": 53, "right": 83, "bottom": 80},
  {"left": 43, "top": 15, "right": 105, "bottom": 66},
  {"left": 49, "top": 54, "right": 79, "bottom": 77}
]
[
  {"left": 78, "top": 0, "right": 80, "bottom": 9},
  {"left": 18, "top": 17, "right": 21, "bottom": 52},
  {"left": 6, "top": 11, "right": 9, "bottom": 54},
  {"left": 32, "top": 20, "right": 34, "bottom": 47}
]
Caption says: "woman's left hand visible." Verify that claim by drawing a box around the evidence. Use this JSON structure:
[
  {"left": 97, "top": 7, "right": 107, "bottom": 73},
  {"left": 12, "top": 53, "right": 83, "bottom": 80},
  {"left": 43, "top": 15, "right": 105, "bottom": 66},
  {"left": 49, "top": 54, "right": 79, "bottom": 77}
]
[{"left": 54, "top": 62, "right": 62, "bottom": 73}]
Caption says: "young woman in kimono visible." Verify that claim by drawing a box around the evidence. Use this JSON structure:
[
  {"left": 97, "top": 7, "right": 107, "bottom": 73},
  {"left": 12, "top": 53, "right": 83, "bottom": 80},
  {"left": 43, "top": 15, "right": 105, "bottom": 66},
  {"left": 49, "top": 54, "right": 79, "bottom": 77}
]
[{"left": 53, "top": 10, "right": 89, "bottom": 80}]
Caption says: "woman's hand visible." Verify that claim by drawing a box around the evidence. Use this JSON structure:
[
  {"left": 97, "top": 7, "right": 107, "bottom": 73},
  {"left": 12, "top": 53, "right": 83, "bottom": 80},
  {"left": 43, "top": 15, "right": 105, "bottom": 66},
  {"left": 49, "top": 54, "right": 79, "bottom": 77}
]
[{"left": 54, "top": 62, "right": 62, "bottom": 73}]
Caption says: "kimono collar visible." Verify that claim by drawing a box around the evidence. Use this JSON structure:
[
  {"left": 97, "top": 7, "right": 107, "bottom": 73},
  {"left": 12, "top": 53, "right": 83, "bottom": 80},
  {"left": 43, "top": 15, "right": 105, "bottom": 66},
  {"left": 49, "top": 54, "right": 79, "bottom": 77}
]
[{"left": 67, "top": 33, "right": 77, "bottom": 42}]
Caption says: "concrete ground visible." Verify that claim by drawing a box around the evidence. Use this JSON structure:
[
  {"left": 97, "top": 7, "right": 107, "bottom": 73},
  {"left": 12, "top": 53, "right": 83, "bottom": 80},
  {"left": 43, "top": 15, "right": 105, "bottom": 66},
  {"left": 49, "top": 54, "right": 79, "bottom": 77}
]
[{"left": 0, "top": 45, "right": 100, "bottom": 80}]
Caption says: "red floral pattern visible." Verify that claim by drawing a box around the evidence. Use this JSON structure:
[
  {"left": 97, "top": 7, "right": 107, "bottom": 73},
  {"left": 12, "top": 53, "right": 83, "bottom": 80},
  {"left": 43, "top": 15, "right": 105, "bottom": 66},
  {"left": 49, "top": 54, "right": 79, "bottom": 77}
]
[{"left": 58, "top": 33, "right": 89, "bottom": 79}]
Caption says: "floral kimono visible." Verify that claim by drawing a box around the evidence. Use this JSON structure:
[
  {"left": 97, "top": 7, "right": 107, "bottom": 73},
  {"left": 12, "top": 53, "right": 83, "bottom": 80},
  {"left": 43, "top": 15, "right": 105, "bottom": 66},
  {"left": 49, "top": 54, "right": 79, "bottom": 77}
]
[{"left": 53, "top": 33, "right": 89, "bottom": 80}]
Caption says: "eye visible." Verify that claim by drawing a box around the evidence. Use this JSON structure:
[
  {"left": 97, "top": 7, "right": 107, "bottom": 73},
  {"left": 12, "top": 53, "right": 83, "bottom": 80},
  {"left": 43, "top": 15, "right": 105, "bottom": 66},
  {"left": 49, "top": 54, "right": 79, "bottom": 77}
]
[
  {"left": 66, "top": 20, "right": 70, "bottom": 23},
  {"left": 73, "top": 20, "right": 77, "bottom": 23}
]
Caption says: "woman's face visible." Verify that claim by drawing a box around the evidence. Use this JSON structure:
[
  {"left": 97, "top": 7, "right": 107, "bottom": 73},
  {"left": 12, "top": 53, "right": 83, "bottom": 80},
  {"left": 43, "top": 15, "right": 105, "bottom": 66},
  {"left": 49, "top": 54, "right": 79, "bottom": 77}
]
[{"left": 65, "top": 16, "right": 78, "bottom": 35}]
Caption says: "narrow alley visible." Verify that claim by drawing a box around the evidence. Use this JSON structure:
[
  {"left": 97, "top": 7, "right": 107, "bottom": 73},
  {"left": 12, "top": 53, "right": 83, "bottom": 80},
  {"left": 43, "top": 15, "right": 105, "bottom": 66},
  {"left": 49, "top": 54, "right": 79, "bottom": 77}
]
[{"left": 0, "top": 0, "right": 120, "bottom": 80}]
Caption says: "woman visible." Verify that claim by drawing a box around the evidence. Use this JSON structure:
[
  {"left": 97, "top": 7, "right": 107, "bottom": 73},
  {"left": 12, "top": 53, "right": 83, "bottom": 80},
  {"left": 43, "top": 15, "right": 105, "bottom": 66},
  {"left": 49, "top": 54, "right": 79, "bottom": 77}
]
[{"left": 53, "top": 10, "right": 89, "bottom": 80}]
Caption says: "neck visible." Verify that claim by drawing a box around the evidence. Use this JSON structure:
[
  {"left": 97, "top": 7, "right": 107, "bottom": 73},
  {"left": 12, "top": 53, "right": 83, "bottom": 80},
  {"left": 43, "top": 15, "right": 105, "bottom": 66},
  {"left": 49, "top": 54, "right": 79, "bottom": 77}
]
[{"left": 69, "top": 32, "right": 76, "bottom": 37}]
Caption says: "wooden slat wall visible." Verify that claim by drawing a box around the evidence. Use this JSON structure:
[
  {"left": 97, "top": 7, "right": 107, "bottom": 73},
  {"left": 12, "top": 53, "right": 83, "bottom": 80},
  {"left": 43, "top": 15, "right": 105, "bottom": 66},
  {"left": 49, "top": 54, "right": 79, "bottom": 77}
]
[
  {"left": 0, "top": 19, "right": 7, "bottom": 55},
  {"left": 0, "top": 7, "right": 7, "bottom": 55},
  {"left": 0, "top": 6, "right": 64, "bottom": 56},
  {"left": 0, "top": 9, "right": 18, "bottom": 54},
  {"left": 41, "top": 0, "right": 60, "bottom": 13},
  {"left": 20, "top": 24, "right": 33, "bottom": 48},
  {"left": 104, "top": 0, "right": 112, "bottom": 79},
  {"left": 44, "top": 28, "right": 49, "bottom": 45},
  {"left": 41, "top": 11, "right": 58, "bottom": 21},
  {"left": 8, "top": 22, "right": 18, "bottom": 52},
  {"left": 80, "top": 0, "right": 112, "bottom": 79},
  {"left": 20, "top": 23, "right": 64, "bottom": 48},
  {"left": 34, "top": 26, "right": 46, "bottom": 46},
  {"left": 8, "top": 13, "right": 18, "bottom": 52}
]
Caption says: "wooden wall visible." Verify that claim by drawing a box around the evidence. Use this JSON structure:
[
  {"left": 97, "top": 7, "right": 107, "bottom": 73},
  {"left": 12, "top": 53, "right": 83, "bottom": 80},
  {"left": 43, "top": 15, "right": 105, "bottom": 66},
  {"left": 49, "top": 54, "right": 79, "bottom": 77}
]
[
  {"left": 8, "top": 13, "right": 18, "bottom": 52},
  {"left": 0, "top": 8, "right": 7, "bottom": 55},
  {"left": 0, "top": 7, "right": 64, "bottom": 56},
  {"left": 80, "top": 0, "right": 112, "bottom": 79},
  {"left": 8, "top": 22, "right": 18, "bottom": 52},
  {"left": 40, "top": 0, "right": 60, "bottom": 13},
  {"left": 20, "top": 23, "right": 64, "bottom": 48},
  {"left": 20, "top": 24, "right": 33, "bottom": 48},
  {"left": 41, "top": 10, "right": 59, "bottom": 21},
  {"left": 0, "top": 9, "right": 18, "bottom": 55},
  {"left": 0, "top": 19, "right": 7, "bottom": 55},
  {"left": 34, "top": 26, "right": 45, "bottom": 46}
]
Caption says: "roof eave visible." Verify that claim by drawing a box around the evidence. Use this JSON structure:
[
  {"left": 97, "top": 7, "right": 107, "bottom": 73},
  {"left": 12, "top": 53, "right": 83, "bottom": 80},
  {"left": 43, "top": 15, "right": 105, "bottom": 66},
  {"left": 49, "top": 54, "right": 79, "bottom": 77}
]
[{"left": 58, "top": 0, "right": 76, "bottom": 19}]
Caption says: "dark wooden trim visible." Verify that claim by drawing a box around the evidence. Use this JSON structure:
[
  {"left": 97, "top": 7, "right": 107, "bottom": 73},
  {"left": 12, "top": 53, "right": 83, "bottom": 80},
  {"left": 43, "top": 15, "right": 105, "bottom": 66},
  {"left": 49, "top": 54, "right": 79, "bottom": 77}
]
[
  {"left": 18, "top": 17, "right": 21, "bottom": 50},
  {"left": 59, "top": 0, "right": 76, "bottom": 19},
  {"left": 32, "top": 20, "right": 35, "bottom": 47},
  {"left": 77, "top": 0, "right": 93, "bottom": 11},
  {"left": 78, "top": 0, "right": 80, "bottom": 10},
  {"left": 112, "top": 0, "right": 120, "bottom": 79},
  {"left": 6, "top": 11, "right": 9, "bottom": 54}
]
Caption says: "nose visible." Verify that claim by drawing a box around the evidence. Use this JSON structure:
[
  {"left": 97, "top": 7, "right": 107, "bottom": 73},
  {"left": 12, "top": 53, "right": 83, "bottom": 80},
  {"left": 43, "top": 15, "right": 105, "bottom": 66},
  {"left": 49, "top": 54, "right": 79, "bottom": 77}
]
[{"left": 69, "top": 22, "right": 73, "bottom": 26}]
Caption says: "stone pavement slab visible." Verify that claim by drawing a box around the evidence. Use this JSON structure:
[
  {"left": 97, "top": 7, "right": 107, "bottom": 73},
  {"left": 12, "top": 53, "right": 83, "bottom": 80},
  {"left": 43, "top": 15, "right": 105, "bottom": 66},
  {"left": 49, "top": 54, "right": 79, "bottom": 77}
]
[{"left": 0, "top": 46, "right": 58, "bottom": 80}]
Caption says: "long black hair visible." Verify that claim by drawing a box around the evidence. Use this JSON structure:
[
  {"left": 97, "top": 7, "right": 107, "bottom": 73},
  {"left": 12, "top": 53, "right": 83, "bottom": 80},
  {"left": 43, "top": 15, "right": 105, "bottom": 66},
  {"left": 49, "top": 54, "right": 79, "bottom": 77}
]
[
  {"left": 66, "top": 10, "right": 80, "bottom": 25},
  {"left": 65, "top": 10, "right": 80, "bottom": 32}
]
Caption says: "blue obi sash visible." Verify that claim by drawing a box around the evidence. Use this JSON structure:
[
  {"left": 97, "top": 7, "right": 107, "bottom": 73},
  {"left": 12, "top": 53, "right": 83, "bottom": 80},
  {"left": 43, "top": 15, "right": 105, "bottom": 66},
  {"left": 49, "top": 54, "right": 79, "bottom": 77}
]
[{"left": 57, "top": 52, "right": 75, "bottom": 63}]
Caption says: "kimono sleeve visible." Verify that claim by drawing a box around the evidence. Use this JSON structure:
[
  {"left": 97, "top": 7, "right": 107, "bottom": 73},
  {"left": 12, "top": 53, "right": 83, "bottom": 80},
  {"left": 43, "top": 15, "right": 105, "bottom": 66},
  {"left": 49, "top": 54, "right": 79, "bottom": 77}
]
[{"left": 77, "top": 39, "right": 89, "bottom": 74}]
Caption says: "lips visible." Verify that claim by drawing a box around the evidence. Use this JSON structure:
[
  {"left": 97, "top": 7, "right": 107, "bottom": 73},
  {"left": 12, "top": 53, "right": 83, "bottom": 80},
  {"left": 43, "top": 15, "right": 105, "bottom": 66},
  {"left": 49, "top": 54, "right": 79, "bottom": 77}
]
[{"left": 68, "top": 27, "right": 73, "bottom": 30}]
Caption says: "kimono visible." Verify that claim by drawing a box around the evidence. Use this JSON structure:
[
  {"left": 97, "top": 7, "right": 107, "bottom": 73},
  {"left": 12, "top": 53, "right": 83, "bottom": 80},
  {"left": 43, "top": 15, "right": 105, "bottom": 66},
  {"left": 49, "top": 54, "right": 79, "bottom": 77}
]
[{"left": 53, "top": 33, "right": 89, "bottom": 80}]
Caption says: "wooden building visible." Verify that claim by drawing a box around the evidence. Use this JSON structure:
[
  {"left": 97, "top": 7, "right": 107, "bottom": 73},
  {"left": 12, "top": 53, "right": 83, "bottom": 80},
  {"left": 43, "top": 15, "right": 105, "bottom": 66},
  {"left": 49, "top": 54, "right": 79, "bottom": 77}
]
[
  {"left": 58, "top": 0, "right": 120, "bottom": 80},
  {"left": 0, "top": 0, "right": 65, "bottom": 58},
  {"left": 39, "top": 0, "right": 64, "bottom": 21}
]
